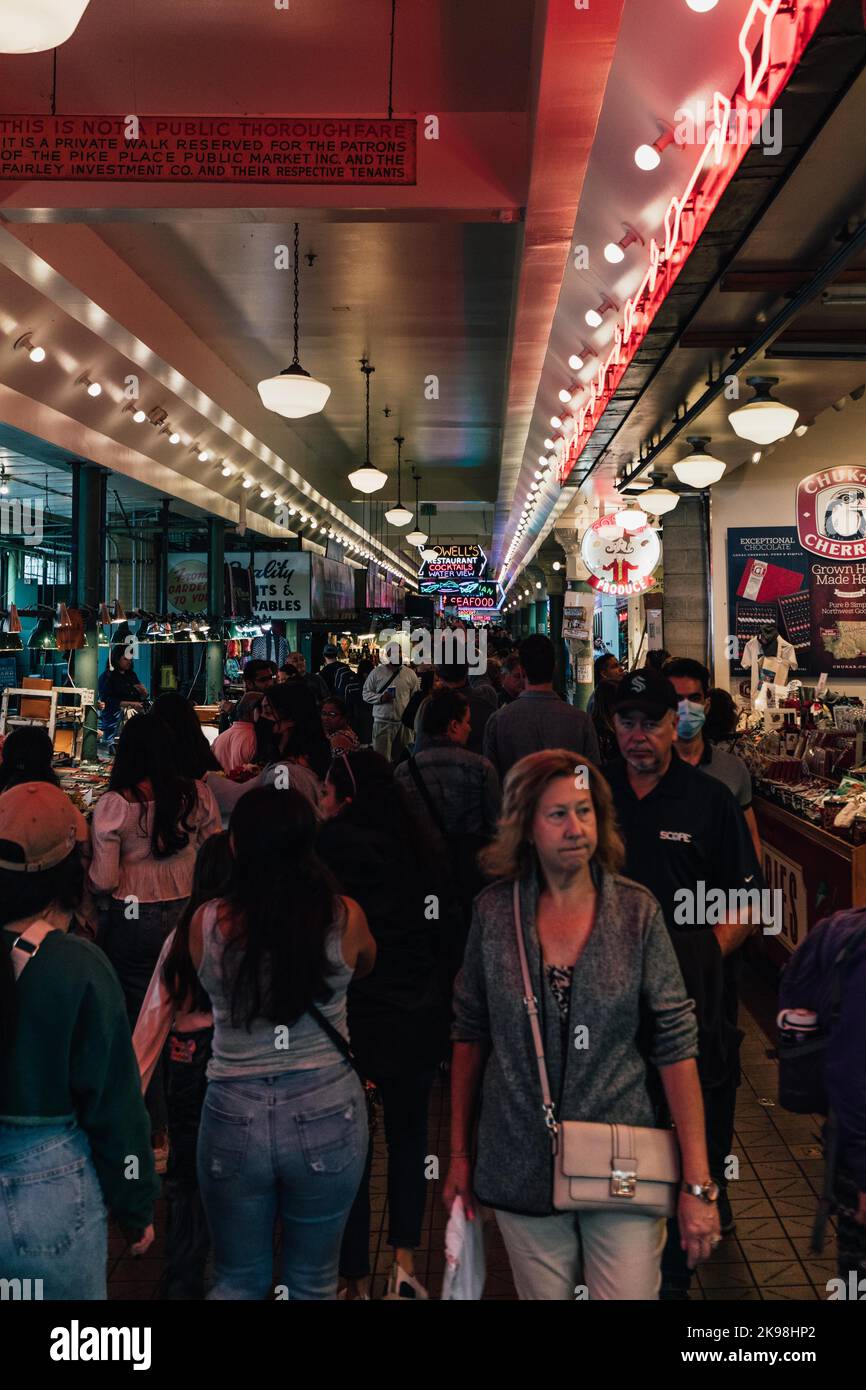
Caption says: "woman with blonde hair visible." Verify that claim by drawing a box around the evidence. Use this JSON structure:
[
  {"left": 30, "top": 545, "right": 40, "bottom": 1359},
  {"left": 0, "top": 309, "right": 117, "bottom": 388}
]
[{"left": 444, "top": 749, "right": 720, "bottom": 1300}]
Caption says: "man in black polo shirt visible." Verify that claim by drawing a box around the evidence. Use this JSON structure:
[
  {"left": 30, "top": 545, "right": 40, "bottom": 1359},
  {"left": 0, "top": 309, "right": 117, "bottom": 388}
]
[{"left": 604, "top": 668, "right": 762, "bottom": 1295}]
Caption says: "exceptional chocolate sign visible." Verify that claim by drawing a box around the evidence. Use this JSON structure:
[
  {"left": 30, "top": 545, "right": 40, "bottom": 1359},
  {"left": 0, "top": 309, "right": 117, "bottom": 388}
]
[
  {"left": 796, "top": 467, "right": 866, "bottom": 561},
  {"left": 0, "top": 116, "right": 417, "bottom": 185}
]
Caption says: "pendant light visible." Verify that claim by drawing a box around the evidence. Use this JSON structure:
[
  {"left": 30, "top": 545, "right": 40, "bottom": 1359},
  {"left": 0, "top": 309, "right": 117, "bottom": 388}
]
[
  {"left": 405, "top": 470, "right": 428, "bottom": 546},
  {"left": 639, "top": 473, "right": 680, "bottom": 515},
  {"left": 348, "top": 359, "right": 388, "bottom": 494},
  {"left": 728, "top": 376, "right": 799, "bottom": 445},
  {"left": 257, "top": 224, "right": 331, "bottom": 419},
  {"left": 0, "top": 0, "right": 90, "bottom": 52},
  {"left": 617, "top": 505, "right": 650, "bottom": 532},
  {"left": 672, "top": 437, "right": 726, "bottom": 488},
  {"left": 420, "top": 504, "right": 439, "bottom": 564},
  {"left": 384, "top": 436, "right": 413, "bottom": 526}
]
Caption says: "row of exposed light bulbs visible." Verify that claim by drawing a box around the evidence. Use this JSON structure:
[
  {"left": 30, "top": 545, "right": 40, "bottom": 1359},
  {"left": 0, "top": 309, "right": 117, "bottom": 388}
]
[
  {"left": 10, "top": 327, "right": 414, "bottom": 584},
  {"left": 507, "top": 0, "right": 723, "bottom": 576}
]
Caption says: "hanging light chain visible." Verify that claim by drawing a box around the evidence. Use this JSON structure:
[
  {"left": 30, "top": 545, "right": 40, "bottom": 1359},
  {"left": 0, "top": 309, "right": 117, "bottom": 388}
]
[
  {"left": 394, "top": 434, "right": 405, "bottom": 503},
  {"left": 292, "top": 222, "right": 301, "bottom": 366}
]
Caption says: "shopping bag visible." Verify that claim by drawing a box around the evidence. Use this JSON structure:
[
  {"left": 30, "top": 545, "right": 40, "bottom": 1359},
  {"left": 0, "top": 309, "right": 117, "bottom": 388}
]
[{"left": 441, "top": 1197, "right": 486, "bottom": 1300}]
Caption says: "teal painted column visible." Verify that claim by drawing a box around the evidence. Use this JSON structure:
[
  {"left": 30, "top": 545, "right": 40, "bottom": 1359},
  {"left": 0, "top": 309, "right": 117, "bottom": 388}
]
[
  {"left": 527, "top": 602, "right": 537, "bottom": 635},
  {"left": 71, "top": 463, "right": 106, "bottom": 761},
  {"left": 206, "top": 517, "right": 226, "bottom": 704},
  {"left": 535, "top": 599, "right": 547, "bottom": 635},
  {"left": 567, "top": 576, "right": 595, "bottom": 712}
]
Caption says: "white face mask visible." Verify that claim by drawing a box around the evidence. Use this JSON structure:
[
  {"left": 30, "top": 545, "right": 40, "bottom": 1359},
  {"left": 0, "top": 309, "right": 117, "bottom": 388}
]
[{"left": 676, "top": 698, "right": 706, "bottom": 741}]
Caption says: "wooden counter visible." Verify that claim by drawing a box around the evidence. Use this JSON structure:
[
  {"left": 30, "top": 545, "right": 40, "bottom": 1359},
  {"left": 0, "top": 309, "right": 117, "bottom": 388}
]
[{"left": 753, "top": 793, "right": 866, "bottom": 966}]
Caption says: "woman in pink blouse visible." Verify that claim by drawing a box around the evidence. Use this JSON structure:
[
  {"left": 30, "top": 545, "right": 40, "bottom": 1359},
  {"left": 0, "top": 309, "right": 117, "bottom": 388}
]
[{"left": 91, "top": 714, "right": 221, "bottom": 1151}]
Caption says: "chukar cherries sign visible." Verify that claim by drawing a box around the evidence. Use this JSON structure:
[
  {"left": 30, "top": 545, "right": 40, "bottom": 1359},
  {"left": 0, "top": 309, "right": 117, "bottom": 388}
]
[
  {"left": 797, "top": 467, "right": 866, "bottom": 560},
  {"left": 580, "top": 517, "right": 660, "bottom": 597}
]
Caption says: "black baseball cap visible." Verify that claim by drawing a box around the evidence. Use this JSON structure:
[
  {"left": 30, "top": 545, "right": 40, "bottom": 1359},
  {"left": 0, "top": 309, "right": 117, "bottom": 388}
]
[
  {"left": 323, "top": 644, "right": 340, "bottom": 658},
  {"left": 613, "top": 669, "right": 678, "bottom": 720}
]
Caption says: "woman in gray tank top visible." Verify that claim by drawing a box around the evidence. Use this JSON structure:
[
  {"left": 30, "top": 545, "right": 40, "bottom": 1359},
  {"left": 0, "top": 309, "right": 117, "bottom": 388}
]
[{"left": 189, "top": 786, "right": 376, "bottom": 1299}]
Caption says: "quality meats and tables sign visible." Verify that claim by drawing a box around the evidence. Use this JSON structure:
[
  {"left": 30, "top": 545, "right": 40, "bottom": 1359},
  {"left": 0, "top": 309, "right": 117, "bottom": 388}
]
[{"left": 0, "top": 116, "right": 417, "bottom": 184}]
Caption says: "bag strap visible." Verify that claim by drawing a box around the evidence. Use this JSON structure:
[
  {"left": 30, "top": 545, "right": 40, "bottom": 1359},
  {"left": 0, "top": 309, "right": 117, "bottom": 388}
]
[
  {"left": 306, "top": 1001, "right": 362, "bottom": 1079},
  {"left": 379, "top": 667, "right": 400, "bottom": 696},
  {"left": 407, "top": 756, "right": 449, "bottom": 840},
  {"left": 512, "top": 881, "right": 558, "bottom": 1148},
  {"left": 6, "top": 920, "right": 59, "bottom": 982}
]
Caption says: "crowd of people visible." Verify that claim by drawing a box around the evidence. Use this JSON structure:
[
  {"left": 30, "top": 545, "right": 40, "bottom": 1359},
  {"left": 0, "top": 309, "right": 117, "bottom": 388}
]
[{"left": 1, "top": 626, "right": 864, "bottom": 1302}]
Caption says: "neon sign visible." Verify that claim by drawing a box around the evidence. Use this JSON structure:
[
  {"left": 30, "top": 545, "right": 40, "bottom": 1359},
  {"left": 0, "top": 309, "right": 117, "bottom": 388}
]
[{"left": 560, "top": 0, "right": 833, "bottom": 487}]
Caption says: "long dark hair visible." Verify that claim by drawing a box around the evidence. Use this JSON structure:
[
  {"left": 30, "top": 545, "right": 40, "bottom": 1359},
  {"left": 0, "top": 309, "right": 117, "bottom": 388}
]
[
  {"left": 325, "top": 748, "right": 434, "bottom": 877},
  {"left": 151, "top": 692, "right": 220, "bottom": 780},
  {"left": 109, "top": 714, "right": 198, "bottom": 858},
  {"left": 0, "top": 847, "right": 85, "bottom": 1054},
  {"left": 222, "top": 787, "right": 340, "bottom": 1030},
  {"left": 162, "top": 831, "right": 234, "bottom": 1011},
  {"left": 0, "top": 727, "right": 60, "bottom": 793},
  {"left": 263, "top": 682, "right": 331, "bottom": 779}
]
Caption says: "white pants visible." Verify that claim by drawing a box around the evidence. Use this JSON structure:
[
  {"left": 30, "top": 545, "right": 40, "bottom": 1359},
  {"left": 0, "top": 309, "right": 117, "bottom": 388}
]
[
  {"left": 496, "top": 1207, "right": 666, "bottom": 1301},
  {"left": 372, "top": 719, "right": 405, "bottom": 762}
]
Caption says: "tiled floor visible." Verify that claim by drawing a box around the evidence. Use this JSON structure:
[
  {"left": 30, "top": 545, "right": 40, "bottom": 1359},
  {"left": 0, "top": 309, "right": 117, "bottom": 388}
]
[{"left": 108, "top": 965, "right": 834, "bottom": 1300}]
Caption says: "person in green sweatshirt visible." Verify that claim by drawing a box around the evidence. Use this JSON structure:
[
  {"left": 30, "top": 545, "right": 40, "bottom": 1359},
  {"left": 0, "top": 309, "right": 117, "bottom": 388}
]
[{"left": 0, "top": 782, "right": 157, "bottom": 1299}]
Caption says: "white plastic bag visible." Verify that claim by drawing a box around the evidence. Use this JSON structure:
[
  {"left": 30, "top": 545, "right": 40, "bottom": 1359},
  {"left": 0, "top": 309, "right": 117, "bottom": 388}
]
[{"left": 441, "top": 1197, "right": 486, "bottom": 1300}]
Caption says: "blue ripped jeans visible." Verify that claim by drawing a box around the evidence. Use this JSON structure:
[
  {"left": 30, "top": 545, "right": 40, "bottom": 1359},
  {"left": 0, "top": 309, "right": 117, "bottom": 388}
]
[
  {"left": 197, "top": 1061, "right": 366, "bottom": 1300},
  {"left": 0, "top": 1119, "right": 107, "bottom": 1300}
]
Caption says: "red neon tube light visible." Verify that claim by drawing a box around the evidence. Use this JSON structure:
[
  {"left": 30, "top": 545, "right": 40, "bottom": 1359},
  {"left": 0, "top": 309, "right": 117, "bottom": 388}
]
[{"left": 560, "top": 0, "right": 834, "bottom": 487}]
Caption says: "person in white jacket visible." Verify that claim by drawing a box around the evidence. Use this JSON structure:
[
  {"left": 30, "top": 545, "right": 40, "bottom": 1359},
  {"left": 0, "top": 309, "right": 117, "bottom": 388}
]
[{"left": 362, "top": 653, "right": 419, "bottom": 762}]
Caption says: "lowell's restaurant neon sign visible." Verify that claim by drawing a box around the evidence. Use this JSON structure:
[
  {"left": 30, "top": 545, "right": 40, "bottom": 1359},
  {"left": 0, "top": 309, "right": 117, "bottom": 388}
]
[{"left": 559, "top": 0, "right": 833, "bottom": 487}]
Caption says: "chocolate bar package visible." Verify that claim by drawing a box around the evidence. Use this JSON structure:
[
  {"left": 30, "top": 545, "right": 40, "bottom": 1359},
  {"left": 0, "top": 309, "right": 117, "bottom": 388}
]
[
  {"left": 735, "top": 601, "right": 778, "bottom": 648},
  {"left": 778, "top": 590, "right": 811, "bottom": 649},
  {"left": 736, "top": 557, "right": 806, "bottom": 603}
]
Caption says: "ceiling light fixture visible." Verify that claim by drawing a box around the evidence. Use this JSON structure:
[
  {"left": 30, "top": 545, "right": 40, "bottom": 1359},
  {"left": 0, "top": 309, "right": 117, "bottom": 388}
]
[
  {"left": 348, "top": 358, "right": 388, "bottom": 493},
  {"left": 76, "top": 372, "right": 102, "bottom": 397},
  {"left": 405, "top": 468, "right": 428, "bottom": 545},
  {"left": 550, "top": 415, "right": 563, "bottom": 430},
  {"left": 198, "top": 450, "right": 210, "bottom": 462},
  {"left": 168, "top": 432, "right": 181, "bottom": 445},
  {"left": 257, "top": 223, "right": 331, "bottom": 419},
  {"left": 0, "top": 0, "right": 91, "bottom": 53},
  {"left": 132, "top": 409, "right": 147, "bottom": 424},
  {"left": 604, "top": 225, "right": 644, "bottom": 264},
  {"left": 617, "top": 505, "right": 649, "bottom": 532},
  {"left": 728, "top": 376, "right": 799, "bottom": 445},
  {"left": 634, "top": 129, "right": 675, "bottom": 171},
  {"left": 384, "top": 435, "right": 413, "bottom": 526},
  {"left": 13, "top": 331, "right": 46, "bottom": 363},
  {"left": 585, "top": 295, "right": 617, "bottom": 329},
  {"left": 639, "top": 484, "right": 679, "bottom": 515},
  {"left": 544, "top": 437, "right": 556, "bottom": 450},
  {"left": 685, "top": 0, "right": 719, "bottom": 11},
  {"left": 242, "top": 477, "right": 253, "bottom": 489},
  {"left": 672, "top": 436, "right": 726, "bottom": 488}
]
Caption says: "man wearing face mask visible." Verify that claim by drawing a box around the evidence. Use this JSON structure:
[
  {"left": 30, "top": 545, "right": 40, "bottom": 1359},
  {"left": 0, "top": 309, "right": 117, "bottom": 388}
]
[
  {"left": 665, "top": 658, "right": 761, "bottom": 864},
  {"left": 603, "top": 668, "right": 763, "bottom": 1293}
]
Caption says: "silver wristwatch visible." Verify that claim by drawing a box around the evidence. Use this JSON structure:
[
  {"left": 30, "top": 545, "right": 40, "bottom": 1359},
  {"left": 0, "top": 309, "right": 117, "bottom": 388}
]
[{"left": 681, "top": 1179, "right": 720, "bottom": 1204}]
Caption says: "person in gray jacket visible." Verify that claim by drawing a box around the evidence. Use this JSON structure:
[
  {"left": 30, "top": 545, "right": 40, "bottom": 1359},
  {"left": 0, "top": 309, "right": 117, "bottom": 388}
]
[
  {"left": 483, "top": 635, "right": 600, "bottom": 780},
  {"left": 396, "top": 687, "right": 501, "bottom": 841},
  {"left": 362, "top": 650, "right": 419, "bottom": 763},
  {"left": 444, "top": 748, "right": 720, "bottom": 1300}
]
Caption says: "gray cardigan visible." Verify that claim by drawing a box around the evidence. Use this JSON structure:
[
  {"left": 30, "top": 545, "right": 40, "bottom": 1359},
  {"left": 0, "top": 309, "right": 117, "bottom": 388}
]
[{"left": 452, "top": 868, "right": 698, "bottom": 1215}]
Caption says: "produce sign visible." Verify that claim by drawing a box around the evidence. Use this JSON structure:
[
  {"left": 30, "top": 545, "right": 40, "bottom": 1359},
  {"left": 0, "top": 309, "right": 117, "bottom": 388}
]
[
  {"left": 581, "top": 518, "right": 660, "bottom": 597},
  {"left": 419, "top": 544, "right": 486, "bottom": 583}
]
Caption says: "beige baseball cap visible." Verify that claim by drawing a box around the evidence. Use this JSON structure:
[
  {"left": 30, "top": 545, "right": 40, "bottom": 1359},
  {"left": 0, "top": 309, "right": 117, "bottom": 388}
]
[{"left": 0, "top": 782, "right": 87, "bottom": 873}]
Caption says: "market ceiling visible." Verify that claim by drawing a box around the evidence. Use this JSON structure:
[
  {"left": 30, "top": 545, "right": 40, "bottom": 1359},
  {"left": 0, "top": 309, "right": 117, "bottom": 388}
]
[{"left": 2, "top": 0, "right": 862, "bottom": 597}]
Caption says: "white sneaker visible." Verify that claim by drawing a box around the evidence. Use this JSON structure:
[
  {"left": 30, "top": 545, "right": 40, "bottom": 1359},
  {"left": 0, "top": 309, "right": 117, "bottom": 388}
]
[{"left": 382, "top": 1262, "right": 429, "bottom": 1300}]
